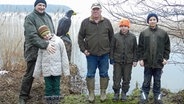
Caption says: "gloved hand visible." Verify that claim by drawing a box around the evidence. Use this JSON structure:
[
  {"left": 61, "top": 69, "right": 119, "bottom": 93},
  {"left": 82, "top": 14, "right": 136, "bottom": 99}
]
[{"left": 110, "top": 59, "right": 114, "bottom": 65}]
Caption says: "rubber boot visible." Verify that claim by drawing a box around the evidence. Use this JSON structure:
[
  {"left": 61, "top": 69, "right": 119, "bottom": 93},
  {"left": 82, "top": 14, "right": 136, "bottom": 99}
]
[
  {"left": 100, "top": 77, "right": 109, "bottom": 102},
  {"left": 112, "top": 90, "right": 119, "bottom": 102},
  {"left": 86, "top": 77, "right": 95, "bottom": 103},
  {"left": 121, "top": 92, "right": 127, "bottom": 101}
]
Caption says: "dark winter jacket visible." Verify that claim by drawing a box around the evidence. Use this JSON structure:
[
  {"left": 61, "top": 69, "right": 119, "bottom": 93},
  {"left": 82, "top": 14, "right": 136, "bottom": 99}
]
[
  {"left": 138, "top": 25, "right": 170, "bottom": 68},
  {"left": 24, "top": 9, "right": 55, "bottom": 62},
  {"left": 78, "top": 16, "right": 114, "bottom": 56},
  {"left": 110, "top": 31, "right": 138, "bottom": 64}
]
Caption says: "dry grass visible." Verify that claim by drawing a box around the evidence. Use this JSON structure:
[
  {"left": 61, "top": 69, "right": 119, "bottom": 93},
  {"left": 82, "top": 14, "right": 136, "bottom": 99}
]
[
  {"left": 0, "top": 12, "right": 25, "bottom": 71},
  {"left": 0, "top": 63, "right": 84, "bottom": 104}
]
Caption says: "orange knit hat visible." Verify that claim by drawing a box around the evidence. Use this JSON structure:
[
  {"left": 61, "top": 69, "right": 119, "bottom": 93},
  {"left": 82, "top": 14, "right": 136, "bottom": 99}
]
[{"left": 119, "top": 18, "right": 130, "bottom": 28}]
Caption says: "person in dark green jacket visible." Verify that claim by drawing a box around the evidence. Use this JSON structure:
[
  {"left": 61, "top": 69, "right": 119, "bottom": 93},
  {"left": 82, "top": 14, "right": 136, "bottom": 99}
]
[
  {"left": 110, "top": 18, "right": 138, "bottom": 102},
  {"left": 138, "top": 13, "right": 170, "bottom": 104},
  {"left": 78, "top": 3, "right": 114, "bottom": 103},
  {"left": 19, "top": 0, "right": 55, "bottom": 104}
]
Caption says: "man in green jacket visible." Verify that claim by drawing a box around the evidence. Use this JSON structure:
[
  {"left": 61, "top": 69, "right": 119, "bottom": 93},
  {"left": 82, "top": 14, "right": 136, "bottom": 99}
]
[
  {"left": 138, "top": 13, "right": 170, "bottom": 104},
  {"left": 19, "top": 0, "right": 55, "bottom": 104},
  {"left": 78, "top": 3, "right": 114, "bottom": 103}
]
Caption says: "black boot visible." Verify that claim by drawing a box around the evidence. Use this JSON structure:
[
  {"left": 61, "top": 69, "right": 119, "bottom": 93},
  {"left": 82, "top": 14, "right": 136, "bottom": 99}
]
[
  {"left": 154, "top": 94, "right": 163, "bottom": 104},
  {"left": 139, "top": 92, "right": 148, "bottom": 104},
  {"left": 112, "top": 93, "right": 119, "bottom": 101},
  {"left": 121, "top": 92, "right": 127, "bottom": 101}
]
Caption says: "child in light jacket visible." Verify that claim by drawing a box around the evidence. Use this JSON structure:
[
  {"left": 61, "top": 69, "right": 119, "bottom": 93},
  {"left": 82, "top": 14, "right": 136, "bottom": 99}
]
[{"left": 33, "top": 25, "right": 70, "bottom": 104}]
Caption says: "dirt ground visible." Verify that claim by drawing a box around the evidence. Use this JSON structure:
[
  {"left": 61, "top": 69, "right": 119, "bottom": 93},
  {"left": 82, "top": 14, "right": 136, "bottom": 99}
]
[
  {"left": 0, "top": 63, "right": 85, "bottom": 104},
  {"left": 0, "top": 63, "right": 184, "bottom": 104}
]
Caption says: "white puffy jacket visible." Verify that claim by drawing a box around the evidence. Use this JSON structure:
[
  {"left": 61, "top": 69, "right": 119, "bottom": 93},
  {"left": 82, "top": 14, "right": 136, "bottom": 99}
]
[{"left": 33, "top": 34, "right": 70, "bottom": 78}]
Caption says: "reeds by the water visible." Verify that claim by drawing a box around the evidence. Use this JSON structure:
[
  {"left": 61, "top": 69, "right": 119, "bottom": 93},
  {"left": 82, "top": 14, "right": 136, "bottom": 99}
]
[{"left": 0, "top": 12, "right": 26, "bottom": 71}]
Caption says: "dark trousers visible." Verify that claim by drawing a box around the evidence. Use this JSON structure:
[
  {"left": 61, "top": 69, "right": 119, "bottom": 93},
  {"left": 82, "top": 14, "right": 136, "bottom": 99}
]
[
  {"left": 141, "top": 67, "right": 162, "bottom": 97},
  {"left": 19, "top": 61, "right": 35, "bottom": 99},
  {"left": 44, "top": 76, "right": 61, "bottom": 96},
  {"left": 112, "top": 63, "right": 132, "bottom": 93}
]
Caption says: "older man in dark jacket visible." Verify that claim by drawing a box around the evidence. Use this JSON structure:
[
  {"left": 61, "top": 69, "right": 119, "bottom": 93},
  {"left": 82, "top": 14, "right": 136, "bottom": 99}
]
[
  {"left": 19, "top": 0, "right": 55, "bottom": 104},
  {"left": 138, "top": 13, "right": 170, "bottom": 104},
  {"left": 78, "top": 3, "right": 114, "bottom": 103}
]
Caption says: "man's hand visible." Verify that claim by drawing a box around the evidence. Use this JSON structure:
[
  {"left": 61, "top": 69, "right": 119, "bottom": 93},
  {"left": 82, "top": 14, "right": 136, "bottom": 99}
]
[
  {"left": 46, "top": 43, "right": 56, "bottom": 54},
  {"left": 162, "top": 59, "right": 167, "bottom": 65},
  {"left": 139, "top": 60, "right": 144, "bottom": 67},
  {"left": 84, "top": 50, "right": 90, "bottom": 56}
]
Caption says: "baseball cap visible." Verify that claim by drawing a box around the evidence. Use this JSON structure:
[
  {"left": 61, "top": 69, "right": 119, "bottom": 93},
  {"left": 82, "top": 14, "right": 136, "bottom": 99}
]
[{"left": 91, "top": 3, "right": 101, "bottom": 9}]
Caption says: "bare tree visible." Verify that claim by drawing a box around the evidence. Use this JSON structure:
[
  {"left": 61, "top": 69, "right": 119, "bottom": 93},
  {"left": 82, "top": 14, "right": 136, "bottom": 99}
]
[
  {"left": 98, "top": 0, "right": 184, "bottom": 64},
  {"left": 98, "top": 0, "right": 184, "bottom": 33}
]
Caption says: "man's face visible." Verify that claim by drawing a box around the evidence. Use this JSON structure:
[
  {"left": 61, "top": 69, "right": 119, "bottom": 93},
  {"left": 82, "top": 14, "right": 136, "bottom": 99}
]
[
  {"left": 35, "top": 3, "right": 46, "bottom": 14},
  {"left": 91, "top": 8, "right": 101, "bottom": 18},
  {"left": 148, "top": 16, "right": 157, "bottom": 27}
]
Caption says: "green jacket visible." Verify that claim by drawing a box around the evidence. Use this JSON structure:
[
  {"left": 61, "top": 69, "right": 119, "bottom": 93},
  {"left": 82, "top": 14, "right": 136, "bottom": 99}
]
[
  {"left": 24, "top": 9, "right": 55, "bottom": 61},
  {"left": 110, "top": 31, "right": 138, "bottom": 63},
  {"left": 138, "top": 25, "right": 170, "bottom": 68},
  {"left": 78, "top": 16, "right": 114, "bottom": 56}
]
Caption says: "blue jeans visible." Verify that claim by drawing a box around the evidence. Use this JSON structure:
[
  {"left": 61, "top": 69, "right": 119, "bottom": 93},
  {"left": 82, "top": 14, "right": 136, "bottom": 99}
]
[
  {"left": 141, "top": 67, "right": 162, "bottom": 97},
  {"left": 86, "top": 54, "right": 109, "bottom": 78}
]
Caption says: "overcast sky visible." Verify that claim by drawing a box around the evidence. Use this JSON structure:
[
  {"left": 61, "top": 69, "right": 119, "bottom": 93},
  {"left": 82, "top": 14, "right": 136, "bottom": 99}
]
[{"left": 0, "top": 0, "right": 98, "bottom": 14}]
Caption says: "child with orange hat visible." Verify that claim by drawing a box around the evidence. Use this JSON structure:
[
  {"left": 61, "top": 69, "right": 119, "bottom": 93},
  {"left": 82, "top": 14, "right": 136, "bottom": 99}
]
[{"left": 110, "top": 18, "right": 138, "bottom": 102}]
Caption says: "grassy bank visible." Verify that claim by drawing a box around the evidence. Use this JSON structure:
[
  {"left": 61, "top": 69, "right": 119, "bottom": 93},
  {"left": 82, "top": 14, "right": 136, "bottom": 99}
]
[
  {"left": 0, "top": 63, "right": 184, "bottom": 104},
  {"left": 61, "top": 89, "right": 183, "bottom": 104}
]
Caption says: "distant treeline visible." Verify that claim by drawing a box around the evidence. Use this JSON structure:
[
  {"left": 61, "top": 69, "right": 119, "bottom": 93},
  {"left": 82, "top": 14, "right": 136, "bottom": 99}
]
[{"left": 0, "top": 4, "right": 70, "bottom": 13}]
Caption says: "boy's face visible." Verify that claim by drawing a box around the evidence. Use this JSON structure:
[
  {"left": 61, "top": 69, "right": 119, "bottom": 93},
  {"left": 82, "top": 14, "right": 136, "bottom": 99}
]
[
  {"left": 42, "top": 32, "right": 51, "bottom": 40},
  {"left": 148, "top": 16, "right": 157, "bottom": 27},
  {"left": 120, "top": 26, "right": 129, "bottom": 34}
]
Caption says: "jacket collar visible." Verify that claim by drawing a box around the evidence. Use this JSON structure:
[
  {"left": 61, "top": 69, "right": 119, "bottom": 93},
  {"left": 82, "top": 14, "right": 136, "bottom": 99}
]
[
  {"left": 120, "top": 30, "right": 129, "bottom": 36},
  {"left": 34, "top": 9, "right": 45, "bottom": 16},
  {"left": 149, "top": 25, "right": 158, "bottom": 31},
  {"left": 89, "top": 16, "right": 104, "bottom": 23}
]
